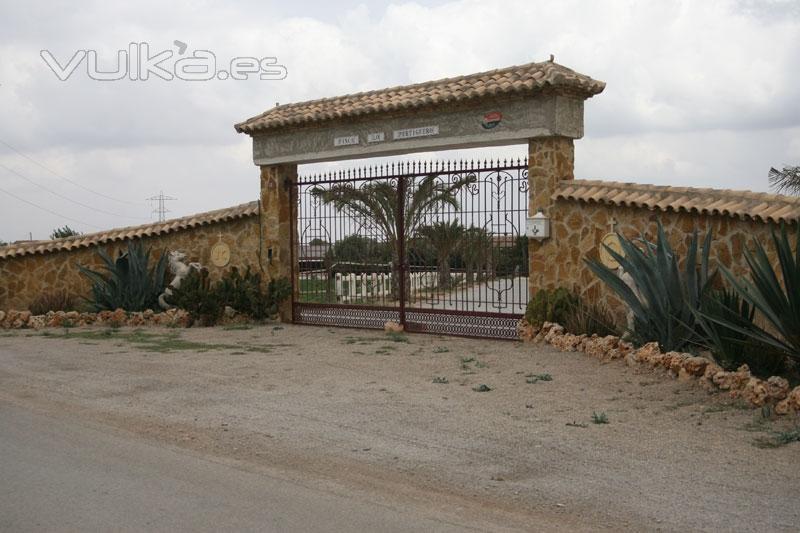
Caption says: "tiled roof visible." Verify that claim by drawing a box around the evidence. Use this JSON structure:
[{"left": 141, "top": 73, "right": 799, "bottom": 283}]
[
  {"left": 235, "top": 59, "right": 605, "bottom": 134},
  {"left": 0, "top": 201, "right": 259, "bottom": 260},
  {"left": 554, "top": 180, "right": 800, "bottom": 225}
]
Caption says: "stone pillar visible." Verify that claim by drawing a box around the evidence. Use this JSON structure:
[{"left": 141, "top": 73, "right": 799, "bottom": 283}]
[
  {"left": 259, "top": 163, "right": 297, "bottom": 321},
  {"left": 528, "top": 136, "right": 574, "bottom": 295}
]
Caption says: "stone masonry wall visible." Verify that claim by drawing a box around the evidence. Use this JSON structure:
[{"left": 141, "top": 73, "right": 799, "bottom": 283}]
[
  {"left": 0, "top": 216, "right": 261, "bottom": 311},
  {"left": 532, "top": 199, "right": 798, "bottom": 321}
]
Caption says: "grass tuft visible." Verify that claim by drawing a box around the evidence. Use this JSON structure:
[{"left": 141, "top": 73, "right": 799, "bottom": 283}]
[
  {"left": 525, "top": 373, "right": 553, "bottom": 384},
  {"left": 753, "top": 428, "right": 800, "bottom": 449},
  {"left": 386, "top": 332, "right": 409, "bottom": 343},
  {"left": 591, "top": 411, "right": 609, "bottom": 424}
]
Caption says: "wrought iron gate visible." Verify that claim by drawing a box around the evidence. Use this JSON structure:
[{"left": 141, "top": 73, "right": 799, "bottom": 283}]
[{"left": 292, "top": 158, "right": 529, "bottom": 339}]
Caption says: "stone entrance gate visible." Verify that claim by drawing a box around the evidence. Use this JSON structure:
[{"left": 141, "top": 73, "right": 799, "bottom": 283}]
[{"left": 234, "top": 58, "right": 605, "bottom": 337}]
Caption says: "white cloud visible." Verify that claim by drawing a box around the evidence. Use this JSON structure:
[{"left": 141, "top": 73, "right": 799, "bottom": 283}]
[{"left": 1, "top": 0, "right": 799, "bottom": 241}]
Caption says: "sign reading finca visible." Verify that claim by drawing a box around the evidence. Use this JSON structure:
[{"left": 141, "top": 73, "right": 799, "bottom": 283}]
[{"left": 333, "top": 135, "right": 360, "bottom": 147}]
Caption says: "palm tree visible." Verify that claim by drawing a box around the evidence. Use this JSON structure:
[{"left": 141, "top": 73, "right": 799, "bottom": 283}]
[
  {"left": 311, "top": 173, "right": 476, "bottom": 298},
  {"left": 460, "top": 226, "right": 492, "bottom": 284},
  {"left": 416, "top": 220, "right": 464, "bottom": 288},
  {"left": 769, "top": 166, "right": 800, "bottom": 195}
]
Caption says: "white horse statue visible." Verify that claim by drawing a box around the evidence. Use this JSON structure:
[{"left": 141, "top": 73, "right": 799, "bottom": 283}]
[{"left": 158, "top": 251, "right": 203, "bottom": 310}]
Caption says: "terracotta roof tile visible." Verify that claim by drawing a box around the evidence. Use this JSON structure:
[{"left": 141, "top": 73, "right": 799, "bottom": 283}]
[
  {"left": 0, "top": 201, "right": 259, "bottom": 260},
  {"left": 235, "top": 59, "right": 605, "bottom": 134},
  {"left": 553, "top": 180, "right": 800, "bottom": 225}
]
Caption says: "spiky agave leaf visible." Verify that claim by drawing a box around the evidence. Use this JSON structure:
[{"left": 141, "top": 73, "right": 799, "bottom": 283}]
[
  {"left": 716, "top": 225, "right": 800, "bottom": 361},
  {"left": 77, "top": 241, "right": 167, "bottom": 311},
  {"left": 585, "top": 221, "right": 714, "bottom": 351}
]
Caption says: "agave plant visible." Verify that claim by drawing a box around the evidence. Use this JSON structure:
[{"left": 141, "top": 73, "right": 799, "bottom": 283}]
[
  {"left": 585, "top": 222, "right": 714, "bottom": 351},
  {"left": 696, "top": 289, "right": 786, "bottom": 376},
  {"left": 712, "top": 225, "right": 800, "bottom": 363},
  {"left": 77, "top": 241, "right": 168, "bottom": 312}
]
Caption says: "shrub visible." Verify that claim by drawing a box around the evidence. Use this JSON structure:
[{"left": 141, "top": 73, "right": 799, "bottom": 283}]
[
  {"left": 171, "top": 265, "right": 292, "bottom": 326},
  {"left": 169, "top": 268, "right": 223, "bottom": 326},
  {"left": 215, "top": 267, "right": 291, "bottom": 319},
  {"left": 50, "top": 225, "right": 82, "bottom": 240},
  {"left": 29, "top": 290, "right": 79, "bottom": 315},
  {"left": 216, "top": 266, "right": 267, "bottom": 318},
  {"left": 586, "top": 222, "right": 714, "bottom": 351},
  {"left": 703, "top": 225, "right": 800, "bottom": 365},
  {"left": 525, "top": 287, "right": 577, "bottom": 327},
  {"left": 562, "top": 298, "right": 620, "bottom": 337},
  {"left": 697, "top": 289, "right": 785, "bottom": 377},
  {"left": 266, "top": 277, "right": 292, "bottom": 315},
  {"left": 78, "top": 241, "right": 168, "bottom": 312}
]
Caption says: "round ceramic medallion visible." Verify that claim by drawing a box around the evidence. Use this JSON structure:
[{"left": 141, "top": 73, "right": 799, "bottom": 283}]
[
  {"left": 599, "top": 233, "right": 623, "bottom": 269},
  {"left": 210, "top": 242, "right": 231, "bottom": 267}
]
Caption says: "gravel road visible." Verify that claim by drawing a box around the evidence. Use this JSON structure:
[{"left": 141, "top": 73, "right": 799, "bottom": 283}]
[{"left": 0, "top": 324, "right": 797, "bottom": 531}]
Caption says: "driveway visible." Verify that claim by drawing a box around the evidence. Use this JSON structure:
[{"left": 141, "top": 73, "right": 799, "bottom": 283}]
[{"left": 0, "top": 325, "right": 797, "bottom": 531}]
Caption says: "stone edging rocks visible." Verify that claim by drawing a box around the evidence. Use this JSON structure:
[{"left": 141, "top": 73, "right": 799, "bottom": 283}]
[
  {"left": 517, "top": 320, "right": 800, "bottom": 416},
  {"left": 0, "top": 308, "right": 192, "bottom": 329}
]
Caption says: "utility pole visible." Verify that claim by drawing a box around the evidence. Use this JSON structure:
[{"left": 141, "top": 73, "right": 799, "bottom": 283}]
[{"left": 146, "top": 191, "right": 178, "bottom": 222}]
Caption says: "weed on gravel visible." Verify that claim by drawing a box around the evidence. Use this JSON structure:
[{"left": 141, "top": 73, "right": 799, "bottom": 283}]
[
  {"left": 753, "top": 427, "right": 800, "bottom": 448},
  {"left": 38, "top": 328, "right": 287, "bottom": 355},
  {"left": 526, "top": 373, "right": 553, "bottom": 384},
  {"left": 566, "top": 421, "right": 588, "bottom": 428},
  {"left": 386, "top": 332, "right": 409, "bottom": 343},
  {"left": 591, "top": 411, "right": 610, "bottom": 424}
]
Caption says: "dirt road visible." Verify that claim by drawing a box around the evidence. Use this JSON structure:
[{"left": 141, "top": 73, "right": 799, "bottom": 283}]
[{"left": 0, "top": 325, "right": 797, "bottom": 531}]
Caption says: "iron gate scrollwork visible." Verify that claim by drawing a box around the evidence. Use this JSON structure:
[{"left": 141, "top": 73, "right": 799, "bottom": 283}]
[{"left": 293, "top": 159, "right": 529, "bottom": 339}]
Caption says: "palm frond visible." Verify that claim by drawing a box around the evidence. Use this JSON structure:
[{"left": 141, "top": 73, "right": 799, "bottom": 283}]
[{"left": 768, "top": 166, "right": 800, "bottom": 195}]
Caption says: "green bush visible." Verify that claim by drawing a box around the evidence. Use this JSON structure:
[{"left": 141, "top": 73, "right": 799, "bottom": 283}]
[
  {"left": 215, "top": 266, "right": 291, "bottom": 319},
  {"left": 266, "top": 277, "right": 292, "bottom": 315},
  {"left": 525, "top": 287, "right": 578, "bottom": 327},
  {"left": 78, "top": 242, "right": 167, "bottom": 312},
  {"left": 170, "top": 265, "right": 292, "bottom": 326},
  {"left": 586, "top": 222, "right": 714, "bottom": 351},
  {"left": 169, "top": 268, "right": 223, "bottom": 327},
  {"left": 215, "top": 266, "right": 267, "bottom": 318}
]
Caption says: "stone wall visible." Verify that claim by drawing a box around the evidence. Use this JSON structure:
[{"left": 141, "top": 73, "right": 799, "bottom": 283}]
[
  {"left": 0, "top": 216, "right": 261, "bottom": 311},
  {"left": 531, "top": 199, "right": 797, "bottom": 320}
]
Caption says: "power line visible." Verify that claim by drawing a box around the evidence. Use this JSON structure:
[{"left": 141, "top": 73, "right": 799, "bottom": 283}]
[
  {"left": 0, "top": 186, "right": 101, "bottom": 231},
  {"left": 0, "top": 137, "right": 141, "bottom": 206},
  {"left": 146, "top": 191, "right": 178, "bottom": 222},
  {"left": 0, "top": 163, "right": 149, "bottom": 221}
]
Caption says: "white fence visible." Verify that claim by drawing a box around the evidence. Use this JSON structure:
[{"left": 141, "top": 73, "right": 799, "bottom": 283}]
[{"left": 333, "top": 271, "right": 438, "bottom": 302}]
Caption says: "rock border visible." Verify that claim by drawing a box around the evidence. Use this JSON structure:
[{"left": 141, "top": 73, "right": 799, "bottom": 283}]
[
  {"left": 1, "top": 308, "right": 193, "bottom": 329},
  {"left": 517, "top": 320, "right": 800, "bottom": 416}
]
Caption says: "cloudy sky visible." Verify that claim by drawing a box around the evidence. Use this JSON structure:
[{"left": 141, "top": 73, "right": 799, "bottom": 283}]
[{"left": 1, "top": 0, "right": 798, "bottom": 242}]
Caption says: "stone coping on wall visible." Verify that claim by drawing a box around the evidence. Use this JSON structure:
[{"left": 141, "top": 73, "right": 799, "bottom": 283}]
[
  {"left": 0, "top": 201, "right": 259, "bottom": 260},
  {"left": 553, "top": 179, "right": 800, "bottom": 225}
]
